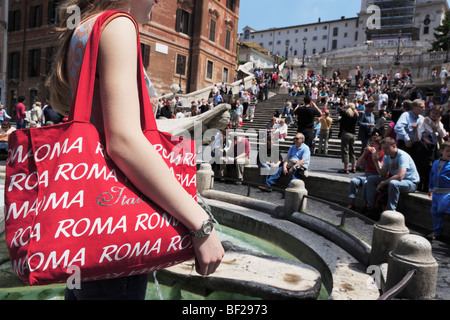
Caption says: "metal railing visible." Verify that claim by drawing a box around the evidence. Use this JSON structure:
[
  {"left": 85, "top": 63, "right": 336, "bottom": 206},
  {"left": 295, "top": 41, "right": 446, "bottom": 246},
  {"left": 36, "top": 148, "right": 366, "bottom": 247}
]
[
  {"left": 212, "top": 176, "right": 375, "bottom": 228},
  {"left": 378, "top": 269, "right": 417, "bottom": 300},
  {"left": 303, "top": 194, "right": 375, "bottom": 227}
]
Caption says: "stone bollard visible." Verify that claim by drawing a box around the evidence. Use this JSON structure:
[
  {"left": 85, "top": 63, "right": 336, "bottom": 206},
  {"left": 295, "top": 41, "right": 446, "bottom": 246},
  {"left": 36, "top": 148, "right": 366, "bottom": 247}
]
[
  {"left": 197, "top": 163, "right": 214, "bottom": 195},
  {"left": 370, "top": 211, "right": 409, "bottom": 266},
  {"left": 284, "top": 179, "right": 308, "bottom": 218},
  {"left": 385, "top": 234, "right": 438, "bottom": 300}
]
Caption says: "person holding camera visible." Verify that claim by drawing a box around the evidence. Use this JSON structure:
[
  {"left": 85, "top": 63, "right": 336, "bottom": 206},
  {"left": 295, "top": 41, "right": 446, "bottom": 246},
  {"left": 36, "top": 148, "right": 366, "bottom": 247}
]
[{"left": 258, "top": 133, "right": 310, "bottom": 192}]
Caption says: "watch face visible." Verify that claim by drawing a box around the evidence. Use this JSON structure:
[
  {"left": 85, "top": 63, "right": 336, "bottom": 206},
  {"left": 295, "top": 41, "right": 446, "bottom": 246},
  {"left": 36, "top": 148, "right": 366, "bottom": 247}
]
[{"left": 203, "top": 221, "right": 213, "bottom": 235}]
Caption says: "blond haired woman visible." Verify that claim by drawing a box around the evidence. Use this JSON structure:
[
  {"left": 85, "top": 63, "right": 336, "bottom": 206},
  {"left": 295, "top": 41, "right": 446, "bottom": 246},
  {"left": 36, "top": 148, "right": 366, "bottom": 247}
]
[
  {"left": 338, "top": 103, "right": 359, "bottom": 174},
  {"left": 46, "top": 0, "right": 223, "bottom": 300},
  {"left": 30, "top": 101, "right": 42, "bottom": 127}
]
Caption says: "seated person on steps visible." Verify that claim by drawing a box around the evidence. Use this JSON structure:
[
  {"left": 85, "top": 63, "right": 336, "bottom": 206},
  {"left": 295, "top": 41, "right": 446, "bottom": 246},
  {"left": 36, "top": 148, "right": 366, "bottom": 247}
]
[
  {"left": 258, "top": 133, "right": 310, "bottom": 192},
  {"left": 218, "top": 133, "right": 250, "bottom": 185},
  {"left": 364, "top": 137, "right": 420, "bottom": 218},
  {"left": 257, "top": 136, "right": 284, "bottom": 178},
  {"left": 347, "top": 135, "right": 384, "bottom": 212}
]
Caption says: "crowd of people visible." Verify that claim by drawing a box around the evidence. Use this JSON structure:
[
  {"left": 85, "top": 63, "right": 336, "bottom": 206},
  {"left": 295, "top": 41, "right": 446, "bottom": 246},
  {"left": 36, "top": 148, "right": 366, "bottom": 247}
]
[
  {"left": 0, "top": 97, "right": 65, "bottom": 154},
  {"left": 4, "top": 64, "right": 450, "bottom": 241},
  {"left": 215, "top": 65, "right": 449, "bottom": 241}
]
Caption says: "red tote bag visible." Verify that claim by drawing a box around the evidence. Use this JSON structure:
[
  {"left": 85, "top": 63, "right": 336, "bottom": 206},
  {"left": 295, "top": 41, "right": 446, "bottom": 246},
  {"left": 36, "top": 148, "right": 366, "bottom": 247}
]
[{"left": 4, "top": 11, "right": 196, "bottom": 286}]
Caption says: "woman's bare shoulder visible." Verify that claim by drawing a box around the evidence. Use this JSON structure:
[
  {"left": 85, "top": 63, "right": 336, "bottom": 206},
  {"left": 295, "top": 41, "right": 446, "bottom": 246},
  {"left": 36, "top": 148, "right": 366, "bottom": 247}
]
[
  {"left": 99, "top": 14, "right": 138, "bottom": 60},
  {"left": 101, "top": 14, "right": 138, "bottom": 42}
]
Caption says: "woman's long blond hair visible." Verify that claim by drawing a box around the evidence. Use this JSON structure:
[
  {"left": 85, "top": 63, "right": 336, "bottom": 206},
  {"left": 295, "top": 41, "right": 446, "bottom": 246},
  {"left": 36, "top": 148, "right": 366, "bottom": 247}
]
[
  {"left": 45, "top": 0, "right": 129, "bottom": 115},
  {"left": 346, "top": 102, "right": 356, "bottom": 118}
]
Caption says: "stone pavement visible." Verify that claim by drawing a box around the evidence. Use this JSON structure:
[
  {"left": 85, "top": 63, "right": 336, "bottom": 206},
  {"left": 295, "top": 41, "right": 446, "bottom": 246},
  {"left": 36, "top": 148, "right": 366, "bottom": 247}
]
[{"left": 211, "top": 155, "right": 450, "bottom": 300}]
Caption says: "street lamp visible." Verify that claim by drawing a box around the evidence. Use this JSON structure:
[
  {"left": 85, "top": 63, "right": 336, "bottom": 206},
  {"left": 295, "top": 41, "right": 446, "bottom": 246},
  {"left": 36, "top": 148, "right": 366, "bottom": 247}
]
[
  {"left": 285, "top": 39, "right": 290, "bottom": 61},
  {"left": 394, "top": 30, "right": 402, "bottom": 66},
  {"left": 301, "top": 37, "right": 307, "bottom": 68}
]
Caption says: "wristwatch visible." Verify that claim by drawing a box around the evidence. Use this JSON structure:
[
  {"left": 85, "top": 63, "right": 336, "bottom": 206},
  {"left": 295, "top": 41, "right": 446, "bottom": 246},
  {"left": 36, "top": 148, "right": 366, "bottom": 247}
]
[{"left": 189, "top": 218, "right": 214, "bottom": 238}]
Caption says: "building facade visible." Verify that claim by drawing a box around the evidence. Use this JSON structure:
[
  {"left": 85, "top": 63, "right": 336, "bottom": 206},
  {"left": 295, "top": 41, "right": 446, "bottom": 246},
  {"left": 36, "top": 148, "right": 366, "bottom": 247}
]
[
  {"left": 365, "top": 0, "right": 417, "bottom": 40},
  {"left": 238, "top": 42, "right": 275, "bottom": 70},
  {"left": 5, "top": 0, "right": 240, "bottom": 114},
  {"left": 361, "top": 0, "right": 448, "bottom": 42},
  {"left": 6, "top": 0, "right": 59, "bottom": 114},
  {"left": 240, "top": 0, "right": 448, "bottom": 60},
  {"left": 240, "top": 16, "right": 362, "bottom": 59},
  {"left": 0, "top": 0, "right": 8, "bottom": 105},
  {"left": 142, "top": 0, "right": 239, "bottom": 94}
]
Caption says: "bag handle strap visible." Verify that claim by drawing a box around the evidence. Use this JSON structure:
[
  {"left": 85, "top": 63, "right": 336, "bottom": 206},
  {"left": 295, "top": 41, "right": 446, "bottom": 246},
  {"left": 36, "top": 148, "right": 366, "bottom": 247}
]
[{"left": 68, "top": 11, "right": 157, "bottom": 131}]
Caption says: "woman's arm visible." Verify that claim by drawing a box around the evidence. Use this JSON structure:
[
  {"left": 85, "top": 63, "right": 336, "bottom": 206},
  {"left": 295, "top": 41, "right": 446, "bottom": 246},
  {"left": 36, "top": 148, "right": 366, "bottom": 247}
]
[{"left": 98, "top": 17, "right": 223, "bottom": 275}]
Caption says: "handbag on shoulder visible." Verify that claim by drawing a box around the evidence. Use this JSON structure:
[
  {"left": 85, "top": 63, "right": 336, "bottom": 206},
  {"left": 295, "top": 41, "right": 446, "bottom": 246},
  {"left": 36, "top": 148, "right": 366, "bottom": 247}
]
[{"left": 4, "top": 11, "right": 196, "bottom": 286}]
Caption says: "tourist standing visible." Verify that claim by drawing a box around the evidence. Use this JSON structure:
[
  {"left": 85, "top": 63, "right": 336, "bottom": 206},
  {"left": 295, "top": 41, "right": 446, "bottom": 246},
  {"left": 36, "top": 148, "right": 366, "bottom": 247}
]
[
  {"left": 357, "top": 102, "right": 376, "bottom": 155},
  {"left": 431, "top": 68, "right": 437, "bottom": 83},
  {"left": 242, "top": 91, "right": 250, "bottom": 116},
  {"left": 394, "top": 99, "right": 425, "bottom": 155},
  {"left": 281, "top": 99, "right": 293, "bottom": 125},
  {"left": 235, "top": 100, "right": 243, "bottom": 128},
  {"left": 318, "top": 111, "right": 333, "bottom": 155},
  {"left": 30, "top": 102, "right": 43, "bottom": 127},
  {"left": 246, "top": 94, "right": 257, "bottom": 122},
  {"left": 338, "top": 103, "right": 359, "bottom": 174},
  {"left": 427, "top": 141, "right": 450, "bottom": 241},
  {"left": 415, "top": 105, "right": 448, "bottom": 191},
  {"left": 440, "top": 67, "right": 448, "bottom": 85},
  {"left": 440, "top": 85, "right": 448, "bottom": 105},
  {"left": 46, "top": 0, "right": 223, "bottom": 300},
  {"left": 295, "top": 95, "right": 322, "bottom": 150},
  {"left": 15, "top": 96, "right": 26, "bottom": 129}
]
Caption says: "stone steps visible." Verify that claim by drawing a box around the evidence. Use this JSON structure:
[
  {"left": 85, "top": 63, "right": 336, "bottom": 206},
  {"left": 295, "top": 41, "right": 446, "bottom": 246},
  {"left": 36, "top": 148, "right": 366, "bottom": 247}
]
[{"left": 239, "top": 89, "right": 363, "bottom": 157}]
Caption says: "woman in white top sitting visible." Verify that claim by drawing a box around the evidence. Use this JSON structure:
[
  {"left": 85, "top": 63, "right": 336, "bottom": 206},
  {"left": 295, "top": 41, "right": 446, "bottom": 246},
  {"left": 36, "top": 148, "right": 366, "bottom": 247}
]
[{"left": 274, "top": 118, "right": 288, "bottom": 141}]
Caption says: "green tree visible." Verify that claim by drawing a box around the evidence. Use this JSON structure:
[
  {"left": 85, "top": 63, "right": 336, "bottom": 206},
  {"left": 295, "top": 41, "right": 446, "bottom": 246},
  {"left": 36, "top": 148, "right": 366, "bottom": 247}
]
[{"left": 430, "top": 11, "right": 450, "bottom": 52}]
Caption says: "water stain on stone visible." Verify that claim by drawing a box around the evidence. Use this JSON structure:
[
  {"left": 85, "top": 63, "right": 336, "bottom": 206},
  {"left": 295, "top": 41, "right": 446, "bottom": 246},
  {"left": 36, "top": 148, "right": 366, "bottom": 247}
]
[
  {"left": 341, "top": 283, "right": 355, "bottom": 291},
  {"left": 222, "top": 259, "right": 238, "bottom": 265},
  {"left": 284, "top": 273, "right": 301, "bottom": 284}
]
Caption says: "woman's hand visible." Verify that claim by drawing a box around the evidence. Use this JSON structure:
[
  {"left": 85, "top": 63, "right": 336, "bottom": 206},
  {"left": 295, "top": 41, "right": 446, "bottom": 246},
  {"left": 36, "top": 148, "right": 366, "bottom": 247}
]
[{"left": 191, "top": 230, "right": 224, "bottom": 276}]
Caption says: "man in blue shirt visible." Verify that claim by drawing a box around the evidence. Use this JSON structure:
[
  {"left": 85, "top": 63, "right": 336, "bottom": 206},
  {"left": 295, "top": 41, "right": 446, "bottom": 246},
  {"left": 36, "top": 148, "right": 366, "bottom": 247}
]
[
  {"left": 394, "top": 99, "right": 425, "bottom": 154},
  {"left": 365, "top": 137, "right": 419, "bottom": 216},
  {"left": 357, "top": 102, "right": 375, "bottom": 155},
  {"left": 258, "top": 133, "right": 311, "bottom": 192},
  {"left": 214, "top": 91, "right": 223, "bottom": 106}
]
